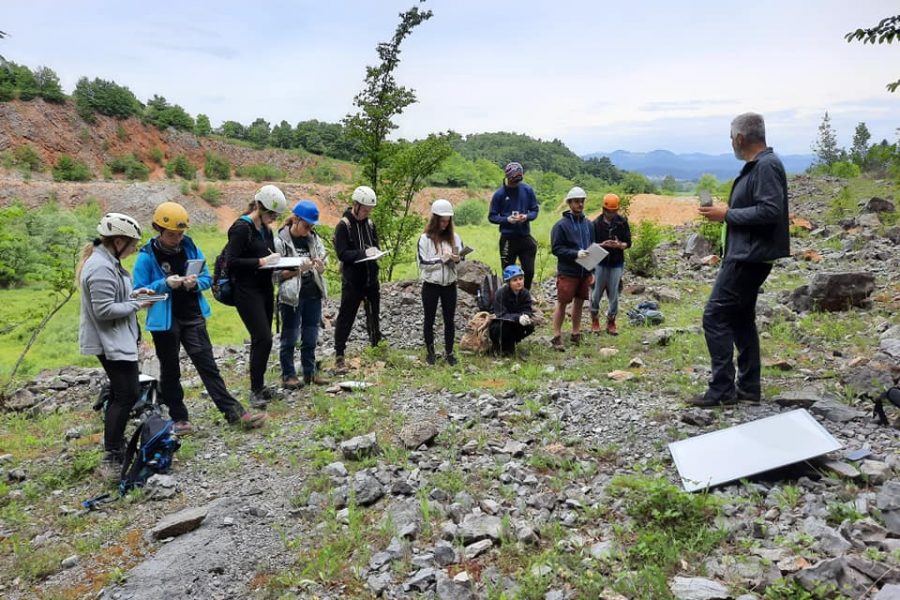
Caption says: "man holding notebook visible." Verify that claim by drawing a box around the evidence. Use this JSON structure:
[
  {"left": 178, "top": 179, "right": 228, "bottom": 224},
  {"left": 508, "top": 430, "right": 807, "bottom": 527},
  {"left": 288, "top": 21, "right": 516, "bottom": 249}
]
[{"left": 133, "top": 202, "right": 266, "bottom": 433}]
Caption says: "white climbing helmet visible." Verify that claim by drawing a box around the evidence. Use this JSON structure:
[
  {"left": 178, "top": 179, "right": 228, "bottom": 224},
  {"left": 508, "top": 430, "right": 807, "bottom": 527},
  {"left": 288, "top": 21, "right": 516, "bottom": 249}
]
[
  {"left": 97, "top": 213, "right": 142, "bottom": 240},
  {"left": 431, "top": 199, "right": 453, "bottom": 217},
  {"left": 351, "top": 185, "right": 377, "bottom": 207},
  {"left": 254, "top": 185, "right": 287, "bottom": 213},
  {"left": 565, "top": 186, "right": 587, "bottom": 202}
]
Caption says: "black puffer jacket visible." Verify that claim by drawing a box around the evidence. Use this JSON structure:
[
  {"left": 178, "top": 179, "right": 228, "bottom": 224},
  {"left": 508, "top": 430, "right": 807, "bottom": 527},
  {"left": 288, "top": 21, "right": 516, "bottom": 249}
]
[
  {"left": 333, "top": 208, "right": 380, "bottom": 289},
  {"left": 492, "top": 284, "right": 534, "bottom": 322}
]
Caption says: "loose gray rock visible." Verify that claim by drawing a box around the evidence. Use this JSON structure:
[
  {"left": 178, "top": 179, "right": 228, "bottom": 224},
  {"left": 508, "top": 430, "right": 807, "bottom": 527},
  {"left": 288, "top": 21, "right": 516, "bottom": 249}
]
[
  {"left": 433, "top": 542, "right": 458, "bottom": 567},
  {"left": 809, "top": 398, "right": 866, "bottom": 423},
  {"left": 436, "top": 575, "right": 475, "bottom": 600},
  {"left": 863, "top": 197, "right": 895, "bottom": 213},
  {"left": 351, "top": 471, "right": 385, "bottom": 506},
  {"left": 149, "top": 505, "right": 208, "bottom": 540},
  {"left": 789, "top": 272, "right": 876, "bottom": 312},
  {"left": 859, "top": 460, "right": 891, "bottom": 484},
  {"left": 405, "top": 567, "right": 436, "bottom": 592},
  {"left": 145, "top": 474, "right": 177, "bottom": 500},
  {"left": 368, "top": 572, "right": 392, "bottom": 596},
  {"left": 669, "top": 576, "right": 729, "bottom": 600},
  {"left": 399, "top": 420, "right": 440, "bottom": 449},
  {"left": 458, "top": 514, "right": 503, "bottom": 543},
  {"left": 60, "top": 555, "right": 79, "bottom": 569},
  {"left": 464, "top": 538, "right": 493, "bottom": 559},
  {"left": 323, "top": 462, "right": 348, "bottom": 478},
  {"left": 340, "top": 432, "right": 378, "bottom": 461},
  {"left": 875, "top": 584, "right": 900, "bottom": 600}
]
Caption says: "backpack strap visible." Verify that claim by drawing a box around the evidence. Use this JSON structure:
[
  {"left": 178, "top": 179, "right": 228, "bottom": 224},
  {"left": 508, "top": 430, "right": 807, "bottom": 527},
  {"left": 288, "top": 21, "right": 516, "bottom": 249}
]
[{"left": 118, "top": 424, "right": 145, "bottom": 493}]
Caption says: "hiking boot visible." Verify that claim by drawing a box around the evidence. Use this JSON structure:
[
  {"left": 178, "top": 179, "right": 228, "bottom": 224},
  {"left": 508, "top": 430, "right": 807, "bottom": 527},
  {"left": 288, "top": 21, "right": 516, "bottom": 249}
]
[
  {"left": 173, "top": 420, "right": 195, "bottom": 436},
  {"left": 550, "top": 336, "right": 565, "bottom": 352},
  {"left": 333, "top": 356, "right": 348, "bottom": 374},
  {"left": 591, "top": 316, "right": 601, "bottom": 334},
  {"left": 570, "top": 333, "right": 582, "bottom": 346},
  {"left": 688, "top": 392, "right": 738, "bottom": 408},
  {"left": 249, "top": 389, "right": 269, "bottom": 410},
  {"left": 736, "top": 388, "right": 762, "bottom": 403},
  {"left": 282, "top": 376, "right": 304, "bottom": 390},
  {"left": 445, "top": 352, "right": 458, "bottom": 366},
  {"left": 304, "top": 372, "right": 331, "bottom": 386},
  {"left": 235, "top": 412, "right": 266, "bottom": 430},
  {"left": 606, "top": 317, "right": 618, "bottom": 336},
  {"left": 96, "top": 455, "right": 123, "bottom": 484},
  {"left": 425, "top": 344, "right": 436, "bottom": 366}
]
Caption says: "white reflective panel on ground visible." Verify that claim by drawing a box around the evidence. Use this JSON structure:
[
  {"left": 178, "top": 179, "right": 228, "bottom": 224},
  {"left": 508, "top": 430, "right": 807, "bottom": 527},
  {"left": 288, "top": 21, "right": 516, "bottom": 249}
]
[{"left": 669, "top": 409, "right": 842, "bottom": 492}]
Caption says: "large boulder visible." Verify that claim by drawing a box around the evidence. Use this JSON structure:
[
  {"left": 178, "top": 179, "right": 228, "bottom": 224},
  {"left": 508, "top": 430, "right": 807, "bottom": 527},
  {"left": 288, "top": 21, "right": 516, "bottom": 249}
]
[
  {"left": 457, "top": 260, "right": 493, "bottom": 296},
  {"left": 788, "top": 272, "right": 876, "bottom": 312},
  {"left": 863, "top": 197, "right": 896, "bottom": 213}
]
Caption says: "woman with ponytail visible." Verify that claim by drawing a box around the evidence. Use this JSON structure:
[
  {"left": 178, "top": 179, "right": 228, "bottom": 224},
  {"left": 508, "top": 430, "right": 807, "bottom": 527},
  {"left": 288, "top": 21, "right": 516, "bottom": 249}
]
[{"left": 78, "top": 213, "right": 153, "bottom": 480}]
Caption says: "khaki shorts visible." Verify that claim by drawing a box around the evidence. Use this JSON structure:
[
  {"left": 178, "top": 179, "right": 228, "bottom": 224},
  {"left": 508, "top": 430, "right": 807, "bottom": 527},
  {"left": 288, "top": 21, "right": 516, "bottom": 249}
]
[{"left": 556, "top": 274, "right": 593, "bottom": 303}]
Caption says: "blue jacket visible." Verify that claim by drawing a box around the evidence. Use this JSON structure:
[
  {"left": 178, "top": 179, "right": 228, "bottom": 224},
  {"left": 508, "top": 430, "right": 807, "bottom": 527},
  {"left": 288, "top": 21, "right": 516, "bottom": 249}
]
[
  {"left": 133, "top": 236, "right": 212, "bottom": 332},
  {"left": 551, "top": 211, "right": 595, "bottom": 277},
  {"left": 724, "top": 148, "right": 790, "bottom": 263},
  {"left": 488, "top": 183, "right": 539, "bottom": 237}
]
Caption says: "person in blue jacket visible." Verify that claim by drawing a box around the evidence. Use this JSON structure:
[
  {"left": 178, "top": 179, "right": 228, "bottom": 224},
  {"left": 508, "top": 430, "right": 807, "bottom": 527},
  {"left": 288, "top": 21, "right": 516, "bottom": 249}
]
[
  {"left": 550, "top": 187, "right": 595, "bottom": 350},
  {"left": 133, "top": 202, "right": 266, "bottom": 433},
  {"left": 488, "top": 162, "right": 540, "bottom": 289}
]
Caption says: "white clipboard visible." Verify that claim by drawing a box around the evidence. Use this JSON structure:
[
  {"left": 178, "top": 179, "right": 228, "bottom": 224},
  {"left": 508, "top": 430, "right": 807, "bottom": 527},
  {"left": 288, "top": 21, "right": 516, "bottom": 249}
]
[
  {"left": 259, "top": 257, "right": 309, "bottom": 270},
  {"left": 355, "top": 249, "right": 390, "bottom": 263},
  {"left": 575, "top": 244, "right": 609, "bottom": 271}
]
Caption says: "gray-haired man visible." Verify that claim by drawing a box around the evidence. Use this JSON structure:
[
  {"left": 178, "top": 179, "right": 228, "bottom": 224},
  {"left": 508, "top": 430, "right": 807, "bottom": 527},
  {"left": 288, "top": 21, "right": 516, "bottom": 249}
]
[{"left": 690, "top": 113, "right": 790, "bottom": 407}]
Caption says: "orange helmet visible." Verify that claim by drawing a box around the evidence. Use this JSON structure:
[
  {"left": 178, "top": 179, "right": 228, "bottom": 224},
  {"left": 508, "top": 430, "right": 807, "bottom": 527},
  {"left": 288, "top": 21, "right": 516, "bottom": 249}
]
[{"left": 603, "top": 193, "right": 620, "bottom": 211}]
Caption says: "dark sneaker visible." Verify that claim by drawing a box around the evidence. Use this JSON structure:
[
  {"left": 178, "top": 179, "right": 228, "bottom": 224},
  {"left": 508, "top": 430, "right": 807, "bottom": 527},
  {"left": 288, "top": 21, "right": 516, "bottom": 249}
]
[
  {"left": 736, "top": 388, "right": 761, "bottom": 403},
  {"left": 550, "top": 336, "right": 565, "bottom": 352},
  {"left": 237, "top": 412, "right": 266, "bottom": 430},
  {"left": 282, "top": 376, "right": 303, "bottom": 390},
  {"left": 249, "top": 389, "right": 268, "bottom": 410},
  {"left": 445, "top": 353, "right": 458, "bottom": 366},
  {"left": 425, "top": 351, "right": 436, "bottom": 366},
  {"left": 173, "top": 420, "right": 195, "bottom": 436},
  {"left": 304, "top": 372, "right": 330, "bottom": 386},
  {"left": 688, "top": 392, "right": 738, "bottom": 407},
  {"left": 570, "top": 333, "right": 582, "bottom": 346}
]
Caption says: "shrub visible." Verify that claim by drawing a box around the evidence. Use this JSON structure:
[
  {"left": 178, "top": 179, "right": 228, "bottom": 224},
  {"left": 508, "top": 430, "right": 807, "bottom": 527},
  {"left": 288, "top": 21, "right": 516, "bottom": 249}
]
[
  {"left": 73, "top": 77, "right": 142, "bottom": 123},
  {"left": 107, "top": 154, "right": 149, "bottom": 180},
  {"left": 148, "top": 147, "right": 164, "bottom": 165},
  {"left": 697, "top": 220, "right": 723, "bottom": 255},
  {"left": 52, "top": 155, "right": 92, "bottom": 182},
  {"left": 454, "top": 199, "right": 486, "bottom": 226},
  {"left": 830, "top": 161, "right": 861, "bottom": 179},
  {"left": 200, "top": 185, "right": 222, "bottom": 206},
  {"left": 627, "top": 220, "right": 662, "bottom": 277},
  {"left": 0, "top": 204, "right": 38, "bottom": 287},
  {"left": 144, "top": 95, "right": 194, "bottom": 131},
  {"left": 165, "top": 154, "right": 196, "bottom": 179},
  {"left": 13, "top": 144, "right": 42, "bottom": 173},
  {"left": 309, "top": 163, "right": 337, "bottom": 184},
  {"left": 180, "top": 181, "right": 190, "bottom": 196},
  {"left": 115, "top": 124, "right": 129, "bottom": 141},
  {"left": 195, "top": 114, "right": 211, "bottom": 137},
  {"left": 235, "top": 163, "right": 285, "bottom": 182},
  {"left": 204, "top": 152, "right": 231, "bottom": 180},
  {"left": 33, "top": 66, "right": 65, "bottom": 103}
]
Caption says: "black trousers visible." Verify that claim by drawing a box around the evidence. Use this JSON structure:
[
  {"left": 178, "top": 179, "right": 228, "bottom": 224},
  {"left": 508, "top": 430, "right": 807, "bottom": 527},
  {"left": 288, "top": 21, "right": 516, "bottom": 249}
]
[
  {"left": 489, "top": 319, "right": 535, "bottom": 354},
  {"left": 422, "top": 281, "right": 457, "bottom": 353},
  {"left": 334, "top": 283, "right": 381, "bottom": 357},
  {"left": 234, "top": 283, "right": 274, "bottom": 393},
  {"left": 97, "top": 355, "right": 140, "bottom": 459},
  {"left": 703, "top": 260, "right": 773, "bottom": 401},
  {"left": 152, "top": 319, "right": 246, "bottom": 423},
  {"left": 499, "top": 235, "right": 538, "bottom": 289}
]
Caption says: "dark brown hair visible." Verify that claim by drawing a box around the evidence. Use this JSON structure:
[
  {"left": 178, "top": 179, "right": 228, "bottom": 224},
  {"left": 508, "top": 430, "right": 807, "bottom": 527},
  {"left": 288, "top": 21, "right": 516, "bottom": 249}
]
[{"left": 423, "top": 214, "right": 454, "bottom": 250}]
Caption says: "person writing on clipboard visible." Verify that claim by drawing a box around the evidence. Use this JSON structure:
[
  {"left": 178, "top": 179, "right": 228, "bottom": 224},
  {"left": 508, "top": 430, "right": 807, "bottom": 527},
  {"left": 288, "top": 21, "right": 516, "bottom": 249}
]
[
  {"left": 133, "top": 202, "right": 266, "bottom": 433},
  {"left": 332, "top": 185, "right": 384, "bottom": 372}
]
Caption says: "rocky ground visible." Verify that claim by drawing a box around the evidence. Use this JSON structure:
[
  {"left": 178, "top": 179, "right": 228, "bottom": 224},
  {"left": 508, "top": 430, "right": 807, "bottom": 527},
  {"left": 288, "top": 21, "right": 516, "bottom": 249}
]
[{"left": 0, "top": 176, "right": 899, "bottom": 600}]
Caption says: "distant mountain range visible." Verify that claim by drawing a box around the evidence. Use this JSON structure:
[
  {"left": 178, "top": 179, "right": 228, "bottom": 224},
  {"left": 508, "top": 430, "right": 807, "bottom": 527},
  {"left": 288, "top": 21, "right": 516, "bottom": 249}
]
[{"left": 582, "top": 149, "right": 816, "bottom": 180}]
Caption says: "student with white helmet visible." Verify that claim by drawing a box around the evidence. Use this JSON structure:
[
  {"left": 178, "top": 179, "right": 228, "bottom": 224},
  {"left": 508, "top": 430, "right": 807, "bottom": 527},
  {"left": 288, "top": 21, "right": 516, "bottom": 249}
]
[
  {"left": 332, "top": 185, "right": 383, "bottom": 371},
  {"left": 225, "top": 185, "right": 286, "bottom": 408},
  {"left": 417, "top": 199, "right": 464, "bottom": 366},
  {"left": 77, "top": 212, "right": 155, "bottom": 479},
  {"left": 274, "top": 200, "right": 330, "bottom": 388},
  {"left": 133, "top": 202, "right": 266, "bottom": 432}
]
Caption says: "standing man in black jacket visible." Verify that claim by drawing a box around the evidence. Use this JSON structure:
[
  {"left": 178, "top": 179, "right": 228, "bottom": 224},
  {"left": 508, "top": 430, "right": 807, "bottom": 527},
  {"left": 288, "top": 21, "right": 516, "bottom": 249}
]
[
  {"left": 691, "top": 113, "right": 790, "bottom": 407},
  {"left": 333, "top": 185, "right": 382, "bottom": 371}
]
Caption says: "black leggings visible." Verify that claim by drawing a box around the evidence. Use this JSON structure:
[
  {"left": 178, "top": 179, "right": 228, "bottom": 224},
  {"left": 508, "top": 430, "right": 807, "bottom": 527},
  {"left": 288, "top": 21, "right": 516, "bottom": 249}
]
[
  {"left": 499, "top": 235, "right": 537, "bottom": 289},
  {"left": 422, "top": 281, "right": 457, "bottom": 352},
  {"left": 97, "top": 355, "right": 140, "bottom": 459},
  {"left": 234, "top": 283, "right": 274, "bottom": 392},
  {"left": 334, "top": 284, "right": 381, "bottom": 357}
]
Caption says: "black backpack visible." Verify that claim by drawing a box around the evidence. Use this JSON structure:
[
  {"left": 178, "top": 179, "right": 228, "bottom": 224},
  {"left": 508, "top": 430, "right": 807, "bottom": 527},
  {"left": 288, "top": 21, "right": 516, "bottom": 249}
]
[
  {"left": 211, "top": 245, "right": 235, "bottom": 306},
  {"left": 119, "top": 406, "right": 180, "bottom": 494},
  {"left": 93, "top": 374, "right": 160, "bottom": 418},
  {"left": 476, "top": 273, "right": 500, "bottom": 313}
]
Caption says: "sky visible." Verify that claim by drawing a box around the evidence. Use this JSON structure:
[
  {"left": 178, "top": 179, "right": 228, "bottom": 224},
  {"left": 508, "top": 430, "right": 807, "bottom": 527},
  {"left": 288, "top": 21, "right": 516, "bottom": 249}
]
[{"left": 4, "top": 0, "right": 899, "bottom": 155}]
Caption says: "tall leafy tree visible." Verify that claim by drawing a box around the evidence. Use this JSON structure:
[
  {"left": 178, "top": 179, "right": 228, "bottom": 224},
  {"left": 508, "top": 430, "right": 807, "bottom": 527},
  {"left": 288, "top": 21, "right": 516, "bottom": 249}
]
[
  {"left": 247, "top": 117, "right": 271, "bottom": 147},
  {"left": 812, "top": 112, "right": 842, "bottom": 167},
  {"left": 33, "top": 66, "right": 64, "bottom": 102},
  {"left": 850, "top": 122, "right": 871, "bottom": 168},
  {"left": 846, "top": 15, "right": 900, "bottom": 92},
  {"left": 271, "top": 120, "right": 294, "bottom": 149},
  {"left": 195, "top": 113, "right": 212, "bottom": 136}
]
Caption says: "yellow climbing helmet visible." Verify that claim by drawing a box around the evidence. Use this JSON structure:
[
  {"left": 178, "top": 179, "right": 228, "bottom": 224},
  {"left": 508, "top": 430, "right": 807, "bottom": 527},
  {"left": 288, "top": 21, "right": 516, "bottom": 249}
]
[{"left": 153, "top": 202, "right": 190, "bottom": 231}]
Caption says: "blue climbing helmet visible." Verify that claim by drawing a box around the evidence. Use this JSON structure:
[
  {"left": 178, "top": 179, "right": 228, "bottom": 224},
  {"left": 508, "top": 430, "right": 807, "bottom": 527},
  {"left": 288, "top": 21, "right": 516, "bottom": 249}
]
[
  {"left": 503, "top": 265, "right": 524, "bottom": 282},
  {"left": 292, "top": 200, "right": 319, "bottom": 225}
]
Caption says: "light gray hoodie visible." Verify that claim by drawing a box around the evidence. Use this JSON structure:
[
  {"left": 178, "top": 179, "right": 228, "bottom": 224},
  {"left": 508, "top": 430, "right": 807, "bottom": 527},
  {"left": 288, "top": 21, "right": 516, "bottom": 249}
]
[
  {"left": 274, "top": 225, "right": 328, "bottom": 307},
  {"left": 79, "top": 244, "right": 142, "bottom": 361}
]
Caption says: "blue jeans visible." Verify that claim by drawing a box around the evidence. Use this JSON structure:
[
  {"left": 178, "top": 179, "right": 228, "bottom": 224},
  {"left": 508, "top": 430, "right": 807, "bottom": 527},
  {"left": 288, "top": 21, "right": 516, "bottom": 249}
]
[
  {"left": 279, "top": 297, "right": 322, "bottom": 379},
  {"left": 591, "top": 264, "right": 624, "bottom": 318}
]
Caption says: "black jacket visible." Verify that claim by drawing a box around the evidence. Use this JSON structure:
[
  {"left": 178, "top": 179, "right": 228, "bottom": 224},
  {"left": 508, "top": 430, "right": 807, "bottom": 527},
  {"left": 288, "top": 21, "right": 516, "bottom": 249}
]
[
  {"left": 226, "top": 216, "right": 275, "bottom": 289},
  {"left": 334, "top": 207, "right": 379, "bottom": 288},
  {"left": 493, "top": 284, "right": 534, "bottom": 322},
  {"left": 551, "top": 211, "right": 595, "bottom": 277},
  {"left": 593, "top": 214, "right": 631, "bottom": 268},
  {"left": 724, "top": 148, "right": 790, "bottom": 262}
]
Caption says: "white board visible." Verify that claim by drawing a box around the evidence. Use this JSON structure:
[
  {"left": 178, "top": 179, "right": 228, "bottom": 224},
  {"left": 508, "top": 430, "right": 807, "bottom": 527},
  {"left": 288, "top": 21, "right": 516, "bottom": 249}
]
[{"left": 668, "top": 409, "right": 842, "bottom": 492}]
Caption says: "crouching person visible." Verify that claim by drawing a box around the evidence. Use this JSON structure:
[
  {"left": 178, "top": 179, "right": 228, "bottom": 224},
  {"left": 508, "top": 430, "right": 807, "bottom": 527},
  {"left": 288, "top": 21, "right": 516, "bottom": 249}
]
[
  {"left": 489, "top": 265, "right": 536, "bottom": 356},
  {"left": 133, "top": 202, "right": 266, "bottom": 432}
]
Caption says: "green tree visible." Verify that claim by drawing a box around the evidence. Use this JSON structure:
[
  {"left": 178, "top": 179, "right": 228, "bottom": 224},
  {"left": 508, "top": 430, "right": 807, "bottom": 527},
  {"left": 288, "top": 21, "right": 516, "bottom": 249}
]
[
  {"left": 661, "top": 175, "right": 677, "bottom": 194},
  {"left": 850, "top": 122, "right": 871, "bottom": 168},
  {"left": 12, "top": 64, "right": 38, "bottom": 100},
  {"left": 695, "top": 173, "right": 719, "bottom": 194},
  {"left": 812, "top": 112, "right": 842, "bottom": 167},
  {"left": 0, "top": 204, "right": 37, "bottom": 287},
  {"left": 73, "top": 77, "right": 142, "bottom": 123},
  {"left": 33, "top": 66, "right": 64, "bottom": 103},
  {"left": 454, "top": 199, "right": 487, "bottom": 225},
  {"left": 204, "top": 152, "right": 231, "bottom": 180},
  {"left": 144, "top": 95, "right": 194, "bottom": 131},
  {"left": 622, "top": 171, "right": 657, "bottom": 194},
  {"left": 271, "top": 120, "right": 294, "bottom": 149},
  {"left": 247, "top": 117, "right": 271, "bottom": 147},
  {"left": 846, "top": 15, "right": 900, "bottom": 92},
  {"left": 195, "top": 113, "right": 212, "bottom": 136},
  {"left": 219, "top": 120, "right": 246, "bottom": 139}
]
